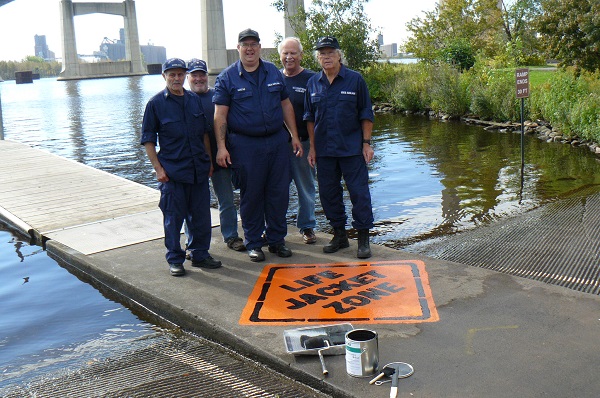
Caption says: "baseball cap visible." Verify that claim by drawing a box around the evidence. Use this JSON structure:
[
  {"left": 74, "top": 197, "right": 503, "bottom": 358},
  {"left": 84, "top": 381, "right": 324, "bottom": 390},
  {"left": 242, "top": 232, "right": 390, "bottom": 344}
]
[
  {"left": 315, "top": 36, "right": 340, "bottom": 50},
  {"left": 187, "top": 59, "right": 208, "bottom": 73},
  {"left": 238, "top": 28, "right": 260, "bottom": 42},
  {"left": 162, "top": 58, "right": 187, "bottom": 73}
]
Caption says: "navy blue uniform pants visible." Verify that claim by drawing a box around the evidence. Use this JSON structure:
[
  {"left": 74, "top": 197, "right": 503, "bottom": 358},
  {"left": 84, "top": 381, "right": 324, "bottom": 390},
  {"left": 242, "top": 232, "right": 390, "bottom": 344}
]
[
  {"left": 316, "top": 155, "right": 374, "bottom": 230},
  {"left": 158, "top": 179, "right": 211, "bottom": 264},
  {"left": 228, "top": 130, "right": 291, "bottom": 250}
]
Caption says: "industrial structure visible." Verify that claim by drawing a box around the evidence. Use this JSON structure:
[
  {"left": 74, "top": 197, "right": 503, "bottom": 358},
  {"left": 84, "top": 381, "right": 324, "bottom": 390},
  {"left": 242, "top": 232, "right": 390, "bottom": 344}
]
[
  {"left": 34, "top": 35, "right": 56, "bottom": 61},
  {"left": 97, "top": 29, "right": 166, "bottom": 65}
]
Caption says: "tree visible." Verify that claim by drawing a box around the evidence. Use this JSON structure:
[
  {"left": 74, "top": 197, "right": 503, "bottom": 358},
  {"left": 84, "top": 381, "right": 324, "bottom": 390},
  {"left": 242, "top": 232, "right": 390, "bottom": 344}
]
[
  {"left": 536, "top": 0, "right": 600, "bottom": 72},
  {"left": 499, "top": 0, "right": 543, "bottom": 65},
  {"left": 404, "top": 0, "right": 504, "bottom": 66},
  {"left": 272, "top": 0, "right": 380, "bottom": 71},
  {"left": 439, "top": 38, "right": 476, "bottom": 71}
]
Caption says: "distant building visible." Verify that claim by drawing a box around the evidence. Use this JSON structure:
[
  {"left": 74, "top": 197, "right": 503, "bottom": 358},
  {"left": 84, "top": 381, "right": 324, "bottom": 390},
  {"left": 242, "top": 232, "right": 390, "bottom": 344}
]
[
  {"left": 97, "top": 29, "right": 166, "bottom": 65},
  {"left": 377, "top": 34, "right": 397, "bottom": 58},
  {"left": 381, "top": 43, "right": 398, "bottom": 58},
  {"left": 34, "top": 34, "right": 56, "bottom": 61}
]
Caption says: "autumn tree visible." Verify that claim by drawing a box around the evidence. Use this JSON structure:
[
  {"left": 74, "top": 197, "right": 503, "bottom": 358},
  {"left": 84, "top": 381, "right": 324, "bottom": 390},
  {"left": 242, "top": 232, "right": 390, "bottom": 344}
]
[
  {"left": 536, "top": 0, "right": 600, "bottom": 72},
  {"left": 500, "top": 0, "right": 544, "bottom": 65},
  {"left": 272, "top": 0, "right": 380, "bottom": 71},
  {"left": 404, "top": 0, "right": 505, "bottom": 68}
]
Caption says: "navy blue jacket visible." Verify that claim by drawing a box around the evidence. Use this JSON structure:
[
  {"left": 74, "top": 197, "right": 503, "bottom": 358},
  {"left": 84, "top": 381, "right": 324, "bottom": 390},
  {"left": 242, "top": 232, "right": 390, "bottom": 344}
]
[
  {"left": 213, "top": 59, "right": 290, "bottom": 136},
  {"left": 303, "top": 64, "right": 374, "bottom": 157},
  {"left": 141, "top": 88, "right": 210, "bottom": 183}
]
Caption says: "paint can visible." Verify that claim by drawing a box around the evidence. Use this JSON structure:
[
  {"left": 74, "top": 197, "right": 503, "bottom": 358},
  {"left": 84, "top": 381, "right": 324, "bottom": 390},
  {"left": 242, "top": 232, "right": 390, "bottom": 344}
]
[{"left": 345, "top": 329, "right": 379, "bottom": 377}]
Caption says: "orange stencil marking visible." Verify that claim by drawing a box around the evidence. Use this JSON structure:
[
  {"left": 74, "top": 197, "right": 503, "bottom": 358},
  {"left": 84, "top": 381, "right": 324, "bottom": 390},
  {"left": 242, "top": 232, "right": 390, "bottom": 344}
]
[{"left": 239, "top": 260, "right": 439, "bottom": 325}]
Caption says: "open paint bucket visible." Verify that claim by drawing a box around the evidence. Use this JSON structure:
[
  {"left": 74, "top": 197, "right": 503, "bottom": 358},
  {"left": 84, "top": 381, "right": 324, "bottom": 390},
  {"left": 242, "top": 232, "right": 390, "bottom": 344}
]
[{"left": 345, "top": 329, "right": 379, "bottom": 377}]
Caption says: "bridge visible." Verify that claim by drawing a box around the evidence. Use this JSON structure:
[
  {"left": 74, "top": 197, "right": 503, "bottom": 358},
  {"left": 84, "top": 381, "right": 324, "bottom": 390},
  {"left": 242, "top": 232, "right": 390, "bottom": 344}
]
[{"left": 1, "top": 0, "right": 303, "bottom": 80}]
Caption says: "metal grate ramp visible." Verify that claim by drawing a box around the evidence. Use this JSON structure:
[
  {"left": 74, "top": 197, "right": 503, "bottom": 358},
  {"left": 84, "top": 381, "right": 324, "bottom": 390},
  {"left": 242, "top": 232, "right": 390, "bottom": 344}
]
[
  {"left": 1, "top": 333, "right": 330, "bottom": 398},
  {"left": 406, "top": 192, "right": 600, "bottom": 295}
]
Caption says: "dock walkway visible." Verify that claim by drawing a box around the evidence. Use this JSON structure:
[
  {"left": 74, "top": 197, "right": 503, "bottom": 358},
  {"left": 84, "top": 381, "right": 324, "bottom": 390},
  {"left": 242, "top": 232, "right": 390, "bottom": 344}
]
[{"left": 1, "top": 140, "right": 599, "bottom": 397}]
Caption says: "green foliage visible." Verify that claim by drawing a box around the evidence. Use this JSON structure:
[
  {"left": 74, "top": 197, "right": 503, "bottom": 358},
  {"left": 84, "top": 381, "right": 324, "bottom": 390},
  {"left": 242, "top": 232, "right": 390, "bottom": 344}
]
[
  {"left": 389, "top": 63, "right": 432, "bottom": 112},
  {"left": 500, "top": 0, "right": 543, "bottom": 65},
  {"left": 428, "top": 63, "right": 471, "bottom": 117},
  {"left": 405, "top": 0, "right": 505, "bottom": 65},
  {"left": 438, "top": 38, "right": 475, "bottom": 71},
  {"left": 272, "top": 0, "right": 380, "bottom": 71},
  {"left": 536, "top": 0, "right": 600, "bottom": 72},
  {"left": 531, "top": 68, "right": 600, "bottom": 141},
  {"left": 24, "top": 56, "right": 45, "bottom": 63},
  {"left": 0, "top": 59, "right": 62, "bottom": 80},
  {"left": 571, "top": 93, "right": 600, "bottom": 141},
  {"left": 467, "top": 64, "right": 521, "bottom": 121},
  {"left": 361, "top": 62, "right": 400, "bottom": 102}
]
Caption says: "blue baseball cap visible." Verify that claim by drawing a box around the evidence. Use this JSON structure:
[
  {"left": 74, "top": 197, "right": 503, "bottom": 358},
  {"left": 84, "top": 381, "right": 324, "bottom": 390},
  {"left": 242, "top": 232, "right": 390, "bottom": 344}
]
[
  {"left": 162, "top": 58, "right": 187, "bottom": 73},
  {"left": 315, "top": 36, "right": 340, "bottom": 50},
  {"left": 187, "top": 59, "right": 208, "bottom": 73}
]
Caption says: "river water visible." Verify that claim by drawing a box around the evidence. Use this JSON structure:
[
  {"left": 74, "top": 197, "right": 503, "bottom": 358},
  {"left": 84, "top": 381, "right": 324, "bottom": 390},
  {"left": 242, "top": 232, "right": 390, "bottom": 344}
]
[{"left": 2, "top": 75, "right": 600, "bottom": 386}]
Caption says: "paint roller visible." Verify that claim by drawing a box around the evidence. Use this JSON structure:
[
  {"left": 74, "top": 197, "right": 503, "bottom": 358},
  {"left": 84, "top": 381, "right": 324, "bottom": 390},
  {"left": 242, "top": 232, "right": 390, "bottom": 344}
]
[{"left": 300, "top": 335, "right": 333, "bottom": 375}]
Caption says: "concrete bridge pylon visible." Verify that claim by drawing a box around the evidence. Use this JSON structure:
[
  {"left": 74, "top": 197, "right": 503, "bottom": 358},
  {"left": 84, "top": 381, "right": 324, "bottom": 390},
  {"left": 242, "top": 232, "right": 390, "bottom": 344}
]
[
  {"left": 284, "top": 0, "right": 305, "bottom": 38},
  {"left": 200, "top": 0, "right": 228, "bottom": 74},
  {"left": 58, "top": 0, "right": 146, "bottom": 80}
]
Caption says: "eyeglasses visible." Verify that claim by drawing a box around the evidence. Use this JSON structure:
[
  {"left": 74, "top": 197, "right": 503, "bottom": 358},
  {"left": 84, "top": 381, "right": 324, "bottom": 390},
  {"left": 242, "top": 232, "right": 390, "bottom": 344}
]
[
  {"left": 318, "top": 50, "right": 337, "bottom": 58},
  {"left": 240, "top": 42, "right": 260, "bottom": 48}
]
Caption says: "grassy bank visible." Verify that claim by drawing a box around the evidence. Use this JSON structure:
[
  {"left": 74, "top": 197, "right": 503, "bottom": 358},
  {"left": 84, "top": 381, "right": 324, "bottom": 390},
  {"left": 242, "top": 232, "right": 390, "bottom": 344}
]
[{"left": 364, "top": 63, "right": 600, "bottom": 143}]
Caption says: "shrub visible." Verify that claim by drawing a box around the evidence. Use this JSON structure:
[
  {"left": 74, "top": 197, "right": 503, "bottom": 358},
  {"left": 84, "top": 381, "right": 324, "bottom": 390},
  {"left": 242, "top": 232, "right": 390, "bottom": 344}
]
[
  {"left": 532, "top": 69, "right": 585, "bottom": 134},
  {"left": 362, "top": 62, "right": 400, "bottom": 102},
  {"left": 530, "top": 68, "right": 600, "bottom": 140},
  {"left": 571, "top": 93, "right": 600, "bottom": 142},
  {"left": 428, "top": 63, "right": 470, "bottom": 117},
  {"left": 390, "top": 63, "right": 432, "bottom": 112},
  {"left": 468, "top": 65, "right": 522, "bottom": 121}
]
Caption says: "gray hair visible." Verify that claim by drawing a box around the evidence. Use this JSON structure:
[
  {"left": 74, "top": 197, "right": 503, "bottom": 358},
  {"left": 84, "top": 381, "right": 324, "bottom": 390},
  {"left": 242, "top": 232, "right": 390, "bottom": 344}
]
[
  {"left": 314, "top": 48, "right": 344, "bottom": 64},
  {"left": 278, "top": 37, "right": 303, "bottom": 54}
]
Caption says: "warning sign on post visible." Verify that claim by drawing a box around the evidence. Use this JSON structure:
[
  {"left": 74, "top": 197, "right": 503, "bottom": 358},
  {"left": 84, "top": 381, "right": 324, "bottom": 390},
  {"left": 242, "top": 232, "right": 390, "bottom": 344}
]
[
  {"left": 516, "top": 68, "right": 530, "bottom": 98},
  {"left": 239, "top": 260, "right": 439, "bottom": 325}
]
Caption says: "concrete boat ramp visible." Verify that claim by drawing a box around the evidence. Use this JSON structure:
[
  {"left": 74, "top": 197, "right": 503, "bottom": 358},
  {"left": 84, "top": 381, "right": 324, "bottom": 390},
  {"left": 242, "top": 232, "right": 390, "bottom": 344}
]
[{"left": 1, "top": 139, "right": 599, "bottom": 397}]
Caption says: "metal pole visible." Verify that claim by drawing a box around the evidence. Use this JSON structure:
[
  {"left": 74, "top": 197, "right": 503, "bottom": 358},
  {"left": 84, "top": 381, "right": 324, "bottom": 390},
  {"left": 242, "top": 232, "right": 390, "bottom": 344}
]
[{"left": 521, "top": 97, "right": 525, "bottom": 167}]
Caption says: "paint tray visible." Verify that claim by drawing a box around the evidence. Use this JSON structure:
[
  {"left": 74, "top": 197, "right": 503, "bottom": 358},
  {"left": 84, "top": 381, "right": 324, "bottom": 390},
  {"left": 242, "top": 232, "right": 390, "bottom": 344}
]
[{"left": 284, "top": 323, "right": 353, "bottom": 356}]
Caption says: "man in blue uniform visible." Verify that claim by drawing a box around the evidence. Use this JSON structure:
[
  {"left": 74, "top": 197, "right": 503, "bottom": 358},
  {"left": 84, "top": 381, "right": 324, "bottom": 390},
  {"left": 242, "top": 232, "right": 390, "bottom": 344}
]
[
  {"left": 141, "top": 58, "right": 222, "bottom": 276},
  {"left": 304, "top": 36, "right": 375, "bottom": 258},
  {"left": 279, "top": 37, "right": 318, "bottom": 245},
  {"left": 213, "top": 28, "right": 303, "bottom": 262},
  {"left": 186, "top": 58, "right": 245, "bottom": 252}
]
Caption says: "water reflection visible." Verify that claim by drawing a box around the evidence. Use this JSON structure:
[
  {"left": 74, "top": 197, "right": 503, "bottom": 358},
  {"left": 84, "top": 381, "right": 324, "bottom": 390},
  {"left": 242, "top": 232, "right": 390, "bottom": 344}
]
[
  {"left": 370, "top": 114, "right": 600, "bottom": 248},
  {"left": 2, "top": 77, "right": 600, "bottom": 250},
  {"left": 0, "top": 226, "right": 157, "bottom": 386},
  {"left": 64, "top": 80, "right": 86, "bottom": 163}
]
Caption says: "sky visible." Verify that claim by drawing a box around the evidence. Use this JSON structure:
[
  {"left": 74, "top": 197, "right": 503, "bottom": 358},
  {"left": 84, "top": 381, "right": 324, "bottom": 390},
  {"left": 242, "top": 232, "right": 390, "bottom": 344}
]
[{"left": 0, "top": 0, "right": 438, "bottom": 62}]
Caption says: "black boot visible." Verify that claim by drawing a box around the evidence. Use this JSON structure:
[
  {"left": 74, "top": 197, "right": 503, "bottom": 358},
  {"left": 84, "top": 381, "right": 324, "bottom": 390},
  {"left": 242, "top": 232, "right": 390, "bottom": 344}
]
[
  {"left": 357, "top": 229, "right": 371, "bottom": 259},
  {"left": 323, "top": 227, "right": 349, "bottom": 253}
]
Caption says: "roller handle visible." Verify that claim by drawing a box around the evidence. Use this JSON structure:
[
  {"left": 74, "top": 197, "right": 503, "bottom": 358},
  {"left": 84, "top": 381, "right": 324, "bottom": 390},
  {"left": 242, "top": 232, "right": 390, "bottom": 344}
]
[{"left": 317, "top": 348, "right": 329, "bottom": 375}]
